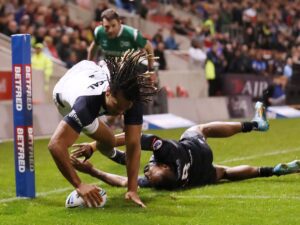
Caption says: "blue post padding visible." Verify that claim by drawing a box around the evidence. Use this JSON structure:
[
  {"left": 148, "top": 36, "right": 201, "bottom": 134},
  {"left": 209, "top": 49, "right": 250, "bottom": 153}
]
[{"left": 12, "top": 34, "right": 35, "bottom": 198}]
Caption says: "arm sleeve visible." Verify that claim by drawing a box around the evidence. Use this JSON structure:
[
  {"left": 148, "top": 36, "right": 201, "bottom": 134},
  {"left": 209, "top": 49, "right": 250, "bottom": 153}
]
[
  {"left": 94, "top": 26, "right": 102, "bottom": 45},
  {"left": 138, "top": 176, "right": 151, "bottom": 188},
  {"left": 140, "top": 134, "right": 160, "bottom": 151},
  {"left": 140, "top": 134, "right": 175, "bottom": 165},
  {"left": 152, "top": 140, "right": 177, "bottom": 165},
  {"left": 63, "top": 95, "right": 102, "bottom": 133},
  {"left": 124, "top": 101, "right": 143, "bottom": 125}
]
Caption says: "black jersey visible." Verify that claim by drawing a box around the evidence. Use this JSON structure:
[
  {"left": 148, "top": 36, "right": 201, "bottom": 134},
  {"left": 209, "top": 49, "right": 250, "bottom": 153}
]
[
  {"left": 63, "top": 94, "right": 143, "bottom": 133},
  {"left": 139, "top": 132, "right": 216, "bottom": 188}
]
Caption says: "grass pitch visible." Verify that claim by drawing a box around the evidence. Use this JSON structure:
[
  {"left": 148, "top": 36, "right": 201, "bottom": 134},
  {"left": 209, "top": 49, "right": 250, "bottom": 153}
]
[{"left": 1, "top": 118, "right": 300, "bottom": 225}]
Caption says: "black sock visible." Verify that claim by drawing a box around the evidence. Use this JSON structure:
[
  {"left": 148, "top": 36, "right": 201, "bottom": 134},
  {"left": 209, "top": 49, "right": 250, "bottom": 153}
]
[
  {"left": 110, "top": 148, "right": 126, "bottom": 165},
  {"left": 259, "top": 167, "right": 274, "bottom": 177},
  {"left": 241, "top": 122, "right": 258, "bottom": 132}
]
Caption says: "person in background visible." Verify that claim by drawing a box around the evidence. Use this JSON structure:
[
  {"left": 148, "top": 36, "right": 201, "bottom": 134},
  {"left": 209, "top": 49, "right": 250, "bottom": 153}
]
[
  {"left": 164, "top": 28, "right": 180, "bottom": 50},
  {"left": 263, "top": 57, "right": 293, "bottom": 106},
  {"left": 189, "top": 39, "right": 207, "bottom": 66},
  {"left": 88, "top": 8, "right": 155, "bottom": 71},
  {"left": 154, "top": 42, "right": 167, "bottom": 70},
  {"left": 31, "top": 43, "right": 53, "bottom": 91},
  {"left": 43, "top": 36, "right": 59, "bottom": 59},
  {"left": 87, "top": 8, "right": 156, "bottom": 129}
]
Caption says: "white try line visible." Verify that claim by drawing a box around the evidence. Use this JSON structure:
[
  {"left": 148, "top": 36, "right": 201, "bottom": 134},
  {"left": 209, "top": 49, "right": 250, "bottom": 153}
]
[
  {"left": 1, "top": 147, "right": 299, "bottom": 204},
  {"left": 0, "top": 187, "right": 73, "bottom": 203},
  {"left": 218, "top": 147, "right": 300, "bottom": 164},
  {"left": 171, "top": 195, "right": 300, "bottom": 201}
]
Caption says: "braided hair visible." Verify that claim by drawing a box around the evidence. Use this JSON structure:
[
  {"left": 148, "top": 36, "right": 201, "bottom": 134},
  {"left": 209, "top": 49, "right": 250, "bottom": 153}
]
[{"left": 105, "top": 50, "right": 158, "bottom": 103}]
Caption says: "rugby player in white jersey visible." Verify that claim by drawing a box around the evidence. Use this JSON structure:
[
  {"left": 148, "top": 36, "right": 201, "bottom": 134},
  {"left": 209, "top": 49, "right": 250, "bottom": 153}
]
[{"left": 48, "top": 50, "right": 157, "bottom": 208}]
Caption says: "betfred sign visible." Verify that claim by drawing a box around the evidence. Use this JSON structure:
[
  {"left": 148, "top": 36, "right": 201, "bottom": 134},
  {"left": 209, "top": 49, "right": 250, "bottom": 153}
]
[
  {"left": 12, "top": 34, "right": 35, "bottom": 198},
  {"left": 0, "top": 71, "right": 12, "bottom": 100},
  {"left": 13, "top": 65, "right": 32, "bottom": 111},
  {"left": 15, "top": 126, "right": 34, "bottom": 173},
  {"left": 223, "top": 74, "right": 272, "bottom": 99}
]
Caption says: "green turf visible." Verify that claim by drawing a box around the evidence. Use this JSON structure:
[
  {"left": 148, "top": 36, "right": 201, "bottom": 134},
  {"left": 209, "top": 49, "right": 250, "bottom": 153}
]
[{"left": 1, "top": 118, "right": 300, "bottom": 225}]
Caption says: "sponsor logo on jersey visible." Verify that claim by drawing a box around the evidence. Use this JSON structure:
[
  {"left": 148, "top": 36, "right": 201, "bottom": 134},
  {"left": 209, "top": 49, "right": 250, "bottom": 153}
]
[
  {"left": 102, "top": 40, "right": 108, "bottom": 47},
  {"left": 87, "top": 81, "right": 105, "bottom": 90},
  {"left": 103, "top": 49, "right": 123, "bottom": 57},
  {"left": 120, "top": 41, "right": 130, "bottom": 47},
  {"left": 152, "top": 139, "right": 163, "bottom": 151},
  {"left": 69, "top": 110, "right": 83, "bottom": 127}
]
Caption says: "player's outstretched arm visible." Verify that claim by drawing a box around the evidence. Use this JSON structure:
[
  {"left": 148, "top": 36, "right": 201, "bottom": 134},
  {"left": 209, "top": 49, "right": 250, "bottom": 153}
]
[
  {"left": 48, "top": 121, "right": 102, "bottom": 207},
  {"left": 71, "top": 132, "right": 160, "bottom": 162},
  {"left": 71, "top": 132, "right": 126, "bottom": 160},
  {"left": 71, "top": 157, "right": 128, "bottom": 187},
  {"left": 124, "top": 124, "right": 146, "bottom": 208}
]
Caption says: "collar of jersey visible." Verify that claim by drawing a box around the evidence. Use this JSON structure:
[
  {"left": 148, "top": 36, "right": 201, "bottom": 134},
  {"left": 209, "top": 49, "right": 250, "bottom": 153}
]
[{"left": 117, "top": 25, "right": 124, "bottom": 38}]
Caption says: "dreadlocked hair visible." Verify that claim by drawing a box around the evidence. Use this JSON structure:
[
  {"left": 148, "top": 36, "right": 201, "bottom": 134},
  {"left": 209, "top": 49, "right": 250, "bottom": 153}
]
[{"left": 105, "top": 50, "right": 158, "bottom": 103}]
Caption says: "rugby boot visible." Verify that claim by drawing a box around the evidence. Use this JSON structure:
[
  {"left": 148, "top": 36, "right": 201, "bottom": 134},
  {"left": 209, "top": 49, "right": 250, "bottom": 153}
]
[
  {"left": 273, "top": 160, "right": 300, "bottom": 176},
  {"left": 252, "top": 101, "right": 269, "bottom": 131}
]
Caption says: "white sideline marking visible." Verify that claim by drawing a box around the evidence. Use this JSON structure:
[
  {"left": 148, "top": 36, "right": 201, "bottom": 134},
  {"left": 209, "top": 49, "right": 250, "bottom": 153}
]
[
  {"left": 218, "top": 147, "right": 300, "bottom": 164},
  {"left": 0, "top": 187, "right": 73, "bottom": 203},
  {"left": 172, "top": 195, "right": 300, "bottom": 200}
]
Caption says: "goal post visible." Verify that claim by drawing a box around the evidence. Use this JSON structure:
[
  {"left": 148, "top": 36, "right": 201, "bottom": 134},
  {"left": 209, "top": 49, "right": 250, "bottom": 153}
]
[{"left": 11, "top": 34, "right": 35, "bottom": 198}]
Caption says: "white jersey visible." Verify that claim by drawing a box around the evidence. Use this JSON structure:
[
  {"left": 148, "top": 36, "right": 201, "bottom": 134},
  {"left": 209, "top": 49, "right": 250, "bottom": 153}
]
[
  {"left": 53, "top": 60, "right": 110, "bottom": 107},
  {"left": 52, "top": 60, "right": 143, "bottom": 134}
]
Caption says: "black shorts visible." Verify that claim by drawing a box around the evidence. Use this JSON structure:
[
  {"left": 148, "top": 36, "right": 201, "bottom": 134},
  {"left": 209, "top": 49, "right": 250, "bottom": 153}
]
[
  {"left": 180, "top": 130, "right": 217, "bottom": 186},
  {"left": 180, "top": 130, "right": 205, "bottom": 141}
]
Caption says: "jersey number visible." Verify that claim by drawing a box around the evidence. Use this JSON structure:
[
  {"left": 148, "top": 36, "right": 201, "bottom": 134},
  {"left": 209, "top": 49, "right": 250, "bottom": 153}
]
[{"left": 181, "top": 163, "right": 190, "bottom": 180}]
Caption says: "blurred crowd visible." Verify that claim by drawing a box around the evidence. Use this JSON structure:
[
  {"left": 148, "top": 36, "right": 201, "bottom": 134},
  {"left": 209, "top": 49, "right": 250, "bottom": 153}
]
[
  {"left": 1, "top": 0, "right": 300, "bottom": 99},
  {"left": 0, "top": 0, "right": 98, "bottom": 68},
  {"left": 145, "top": 0, "right": 300, "bottom": 69},
  {"left": 138, "top": 0, "right": 300, "bottom": 98}
]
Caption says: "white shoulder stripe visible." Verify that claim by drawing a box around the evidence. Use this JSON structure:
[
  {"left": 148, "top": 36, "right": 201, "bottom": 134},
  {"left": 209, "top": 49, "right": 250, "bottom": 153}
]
[
  {"left": 94, "top": 26, "right": 101, "bottom": 36},
  {"left": 133, "top": 29, "right": 138, "bottom": 41}
]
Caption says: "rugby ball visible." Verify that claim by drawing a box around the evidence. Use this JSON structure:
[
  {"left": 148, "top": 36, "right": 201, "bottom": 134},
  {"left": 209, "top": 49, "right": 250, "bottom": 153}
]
[{"left": 65, "top": 188, "right": 107, "bottom": 208}]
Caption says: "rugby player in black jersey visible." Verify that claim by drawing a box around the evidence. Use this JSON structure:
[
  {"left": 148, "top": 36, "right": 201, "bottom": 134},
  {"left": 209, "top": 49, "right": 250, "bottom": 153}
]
[{"left": 71, "top": 102, "right": 300, "bottom": 189}]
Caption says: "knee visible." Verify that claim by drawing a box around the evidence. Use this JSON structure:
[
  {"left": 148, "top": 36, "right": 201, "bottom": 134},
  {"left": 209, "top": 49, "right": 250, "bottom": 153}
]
[
  {"left": 48, "top": 138, "right": 61, "bottom": 155},
  {"left": 96, "top": 138, "right": 116, "bottom": 157},
  {"left": 197, "top": 124, "right": 210, "bottom": 138}
]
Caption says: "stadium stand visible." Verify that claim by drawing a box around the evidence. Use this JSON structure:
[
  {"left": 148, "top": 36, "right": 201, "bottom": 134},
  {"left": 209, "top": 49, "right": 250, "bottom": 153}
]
[{"left": 2, "top": 0, "right": 300, "bottom": 139}]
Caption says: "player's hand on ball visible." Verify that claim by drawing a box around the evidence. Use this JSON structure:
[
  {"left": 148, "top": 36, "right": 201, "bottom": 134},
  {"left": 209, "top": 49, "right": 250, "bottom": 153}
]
[
  {"left": 76, "top": 183, "right": 102, "bottom": 208},
  {"left": 70, "top": 156, "right": 93, "bottom": 174},
  {"left": 71, "top": 143, "right": 94, "bottom": 161},
  {"left": 125, "top": 191, "right": 146, "bottom": 208}
]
